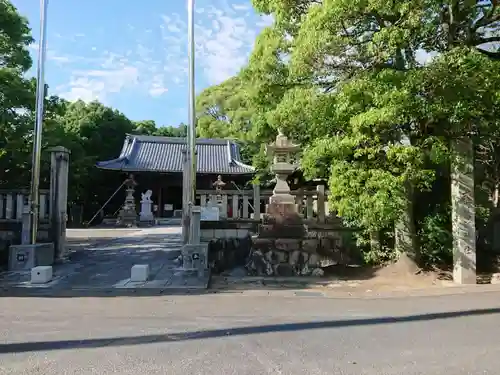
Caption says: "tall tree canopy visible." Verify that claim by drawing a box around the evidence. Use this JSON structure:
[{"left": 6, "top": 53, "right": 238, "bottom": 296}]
[{"left": 0, "top": 0, "right": 34, "bottom": 186}]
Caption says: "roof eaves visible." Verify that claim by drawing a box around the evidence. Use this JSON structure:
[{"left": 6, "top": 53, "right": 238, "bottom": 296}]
[
  {"left": 95, "top": 156, "right": 128, "bottom": 169},
  {"left": 233, "top": 159, "right": 256, "bottom": 172}
]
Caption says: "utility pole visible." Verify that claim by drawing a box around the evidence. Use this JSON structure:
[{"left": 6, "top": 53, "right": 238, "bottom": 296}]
[
  {"left": 29, "top": 0, "right": 49, "bottom": 244},
  {"left": 187, "top": 0, "right": 197, "bottom": 236}
]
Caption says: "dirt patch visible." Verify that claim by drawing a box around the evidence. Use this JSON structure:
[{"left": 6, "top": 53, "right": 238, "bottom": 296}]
[
  {"left": 211, "top": 255, "right": 449, "bottom": 293},
  {"left": 211, "top": 252, "right": 500, "bottom": 294}
]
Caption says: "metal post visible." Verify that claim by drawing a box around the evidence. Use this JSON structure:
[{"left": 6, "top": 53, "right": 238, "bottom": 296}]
[
  {"left": 187, "top": 0, "right": 197, "bottom": 219},
  {"left": 29, "top": 0, "right": 49, "bottom": 244}
]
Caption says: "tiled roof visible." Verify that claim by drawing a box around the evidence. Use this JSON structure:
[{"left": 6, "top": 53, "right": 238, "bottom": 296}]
[{"left": 96, "top": 135, "right": 255, "bottom": 175}]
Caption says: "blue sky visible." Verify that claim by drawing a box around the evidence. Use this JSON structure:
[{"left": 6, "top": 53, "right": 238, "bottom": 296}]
[{"left": 12, "top": 0, "right": 272, "bottom": 127}]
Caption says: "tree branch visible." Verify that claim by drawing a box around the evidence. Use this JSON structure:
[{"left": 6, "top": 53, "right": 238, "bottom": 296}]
[
  {"left": 475, "top": 35, "right": 500, "bottom": 45},
  {"left": 477, "top": 47, "right": 500, "bottom": 59}
]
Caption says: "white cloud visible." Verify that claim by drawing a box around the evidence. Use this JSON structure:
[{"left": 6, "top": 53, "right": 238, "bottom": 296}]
[
  {"left": 45, "top": 0, "right": 270, "bottom": 103},
  {"left": 149, "top": 74, "right": 169, "bottom": 97},
  {"left": 28, "top": 42, "right": 81, "bottom": 66},
  {"left": 57, "top": 66, "right": 139, "bottom": 103},
  {"left": 232, "top": 4, "right": 251, "bottom": 11},
  {"left": 159, "top": 0, "right": 270, "bottom": 86}
]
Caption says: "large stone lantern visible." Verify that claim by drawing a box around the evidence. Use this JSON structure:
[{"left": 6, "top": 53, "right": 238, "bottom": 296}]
[{"left": 266, "top": 130, "right": 300, "bottom": 205}]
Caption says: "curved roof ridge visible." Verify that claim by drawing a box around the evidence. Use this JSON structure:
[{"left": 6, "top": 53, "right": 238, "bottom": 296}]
[
  {"left": 125, "top": 134, "right": 236, "bottom": 145},
  {"left": 96, "top": 135, "right": 255, "bottom": 175},
  {"left": 232, "top": 159, "right": 255, "bottom": 171}
]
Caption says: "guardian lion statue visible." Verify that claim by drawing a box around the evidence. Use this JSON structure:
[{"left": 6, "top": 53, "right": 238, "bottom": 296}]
[{"left": 141, "top": 189, "right": 153, "bottom": 202}]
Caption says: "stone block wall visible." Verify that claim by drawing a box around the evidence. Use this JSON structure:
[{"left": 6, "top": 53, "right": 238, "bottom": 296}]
[
  {"left": 0, "top": 221, "right": 50, "bottom": 242},
  {"left": 248, "top": 235, "right": 350, "bottom": 276},
  {"left": 201, "top": 220, "right": 256, "bottom": 273},
  {"left": 200, "top": 219, "right": 360, "bottom": 276},
  {"left": 208, "top": 236, "right": 252, "bottom": 273}
]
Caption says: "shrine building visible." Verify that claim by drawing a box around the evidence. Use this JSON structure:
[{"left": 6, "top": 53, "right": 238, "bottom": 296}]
[{"left": 96, "top": 134, "right": 255, "bottom": 217}]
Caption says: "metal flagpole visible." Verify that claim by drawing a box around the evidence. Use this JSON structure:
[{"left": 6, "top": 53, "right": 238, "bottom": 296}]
[
  {"left": 187, "top": 0, "right": 196, "bottom": 222},
  {"left": 29, "top": 0, "right": 49, "bottom": 244}
]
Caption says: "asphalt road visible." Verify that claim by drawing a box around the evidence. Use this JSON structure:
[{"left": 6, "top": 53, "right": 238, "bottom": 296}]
[{"left": 1, "top": 291, "right": 500, "bottom": 374}]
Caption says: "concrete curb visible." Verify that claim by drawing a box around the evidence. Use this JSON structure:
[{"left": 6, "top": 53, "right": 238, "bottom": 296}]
[
  {"left": 0, "top": 268, "right": 213, "bottom": 298},
  {"left": 0, "top": 285, "right": 211, "bottom": 297}
]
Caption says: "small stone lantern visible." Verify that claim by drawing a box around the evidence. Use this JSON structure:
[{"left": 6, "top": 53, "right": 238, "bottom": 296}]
[{"left": 117, "top": 174, "right": 138, "bottom": 227}]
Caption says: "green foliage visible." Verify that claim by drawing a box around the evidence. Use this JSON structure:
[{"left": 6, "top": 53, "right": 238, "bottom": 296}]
[
  {"left": 2, "top": 0, "right": 500, "bottom": 270},
  {"left": 0, "top": 0, "right": 34, "bottom": 187},
  {"left": 417, "top": 206, "right": 453, "bottom": 267},
  {"left": 244, "top": 0, "right": 500, "bottom": 267}
]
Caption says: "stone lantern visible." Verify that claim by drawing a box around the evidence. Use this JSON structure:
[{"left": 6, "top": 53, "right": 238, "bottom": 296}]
[
  {"left": 266, "top": 130, "right": 300, "bottom": 205},
  {"left": 117, "top": 174, "right": 138, "bottom": 227},
  {"left": 264, "top": 130, "right": 302, "bottom": 225}
]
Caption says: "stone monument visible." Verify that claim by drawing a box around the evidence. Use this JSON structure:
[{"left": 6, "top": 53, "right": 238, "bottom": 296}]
[
  {"left": 117, "top": 174, "right": 138, "bottom": 227},
  {"left": 139, "top": 189, "right": 154, "bottom": 222}
]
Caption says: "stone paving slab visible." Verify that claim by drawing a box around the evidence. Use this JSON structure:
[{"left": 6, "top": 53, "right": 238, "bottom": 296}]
[{"left": 0, "top": 227, "right": 210, "bottom": 296}]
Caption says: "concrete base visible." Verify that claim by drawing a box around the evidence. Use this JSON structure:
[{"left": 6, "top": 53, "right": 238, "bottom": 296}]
[
  {"left": 8, "top": 243, "right": 55, "bottom": 271},
  {"left": 131, "top": 264, "right": 150, "bottom": 282},
  {"left": 182, "top": 243, "right": 209, "bottom": 271},
  {"left": 139, "top": 214, "right": 154, "bottom": 222},
  {"left": 31, "top": 266, "right": 53, "bottom": 284}
]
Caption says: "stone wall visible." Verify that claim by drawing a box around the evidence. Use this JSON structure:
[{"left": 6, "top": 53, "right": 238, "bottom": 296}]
[
  {"left": 201, "top": 219, "right": 359, "bottom": 276},
  {"left": 0, "top": 221, "right": 50, "bottom": 242},
  {"left": 201, "top": 220, "right": 255, "bottom": 273},
  {"left": 200, "top": 220, "right": 257, "bottom": 242},
  {"left": 248, "top": 225, "right": 357, "bottom": 276},
  {"left": 208, "top": 236, "right": 252, "bottom": 273}
]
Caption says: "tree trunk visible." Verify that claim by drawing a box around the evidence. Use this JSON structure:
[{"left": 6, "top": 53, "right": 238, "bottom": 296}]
[
  {"left": 491, "top": 181, "right": 500, "bottom": 252},
  {"left": 493, "top": 182, "right": 499, "bottom": 209}
]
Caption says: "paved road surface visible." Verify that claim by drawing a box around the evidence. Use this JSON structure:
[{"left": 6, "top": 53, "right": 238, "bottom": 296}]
[{"left": 1, "top": 291, "right": 500, "bottom": 374}]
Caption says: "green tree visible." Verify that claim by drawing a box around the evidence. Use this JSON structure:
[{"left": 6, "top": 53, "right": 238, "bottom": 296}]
[
  {"left": 60, "top": 100, "right": 135, "bottom": 218},
  {"left": 154, "top": 124, "right": 187, "bottom": 137},
  {"left": 132, "top": 120, "right": 157, "bottom": 135},
  {"left": 0, "top": 0, "right": 35, "bottom": 187},
  {"left": 244, "top": 0, "right": 500, "bottom": 266}
]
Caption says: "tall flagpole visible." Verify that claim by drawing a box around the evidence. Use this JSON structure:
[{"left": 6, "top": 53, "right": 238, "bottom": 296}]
[
  {"left": 29, "top": 0, "right": 49, "bottom": 244},
  {"left": 187, "top": 0, "right": 196, "bottom": 220}
]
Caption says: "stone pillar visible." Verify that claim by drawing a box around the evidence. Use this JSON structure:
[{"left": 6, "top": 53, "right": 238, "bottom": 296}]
[
  {"left": 306, "top": 195, "right": 314, "bottom": 219},
  {"left": 21, "top": 205, "right": 31, "bottom": 245},
  {"left": 5, "top": 194, "right": 13, "bottom": 219},
  {"left": 253, "top": 184, "right": 261, "bottom": 220},
  {"left": 394, "top": 183, "right": 418, "bottom": 261},
  {"left": 451, "top": 138, "right": 476, "bottom": 284},
  {"left": 243, "top": 195, "right": 249, "bottom": 218},
  {"left": 48, "top": 146, "right": 70, "bottom": 262},
  {"left": 182, "top": 150, "right": 190, "bottom": 244},
  {"left": 232, "top": 194, "right": 239, "bottom": 218},
  {"left": 189, "top": 205, "right": 201, "bottom": 245},
  {"left": 316, "top": 185, "right": 326, "bottom": 223}
]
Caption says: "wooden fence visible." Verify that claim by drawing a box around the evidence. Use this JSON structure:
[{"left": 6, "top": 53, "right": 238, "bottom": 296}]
[
  {"left": 196, "top": 185, "right": 330, "bottom": 223},
  {"left": 0, "top": 190, "right": 50, "bottom": 221}
]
